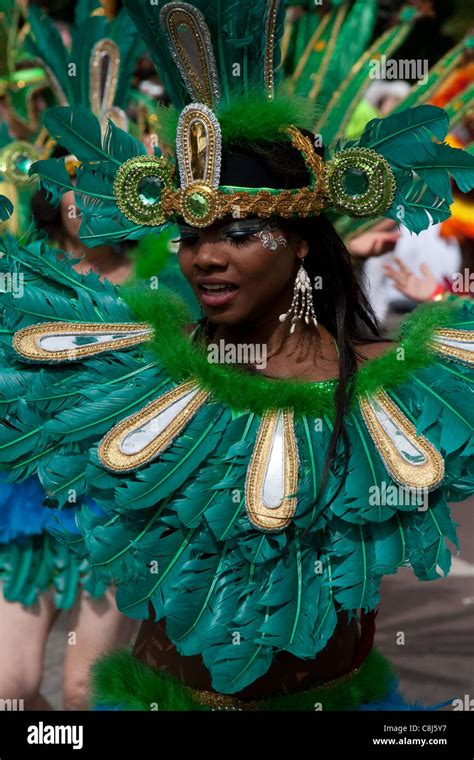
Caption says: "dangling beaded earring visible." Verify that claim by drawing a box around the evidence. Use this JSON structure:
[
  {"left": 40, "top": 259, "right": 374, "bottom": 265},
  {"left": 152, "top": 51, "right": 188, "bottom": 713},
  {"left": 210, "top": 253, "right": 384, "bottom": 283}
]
[{"left": 279, "top": 260, "right": 318, "bottom": 333}]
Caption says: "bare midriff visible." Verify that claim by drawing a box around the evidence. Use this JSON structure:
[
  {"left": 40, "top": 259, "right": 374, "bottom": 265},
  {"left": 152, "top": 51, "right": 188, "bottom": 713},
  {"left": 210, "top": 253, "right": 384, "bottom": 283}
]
[{"left": 133, "top": 611, "right": 362, "bottom": 702}]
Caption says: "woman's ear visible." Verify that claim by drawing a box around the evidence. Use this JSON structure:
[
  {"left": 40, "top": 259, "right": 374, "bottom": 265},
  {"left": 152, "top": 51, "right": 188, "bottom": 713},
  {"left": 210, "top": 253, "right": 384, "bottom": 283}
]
[{"left": 296, "top": 236, "right": 309, "bottom": 260}]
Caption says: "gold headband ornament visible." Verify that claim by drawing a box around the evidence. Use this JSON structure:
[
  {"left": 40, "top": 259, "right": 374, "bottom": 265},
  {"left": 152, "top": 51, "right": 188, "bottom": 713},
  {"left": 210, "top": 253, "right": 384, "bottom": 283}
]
[{"left": 113, "top": 102, "right": 397, "bottom": 229}]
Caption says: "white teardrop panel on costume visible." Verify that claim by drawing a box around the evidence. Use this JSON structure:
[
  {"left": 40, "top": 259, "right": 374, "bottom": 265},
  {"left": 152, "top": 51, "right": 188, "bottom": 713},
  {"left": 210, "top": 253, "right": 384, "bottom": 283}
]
[
  {"left": 431, "top": 328, "right": 474, "bottom": 366},
  {"left": 98, "top": 380, "right": 210, "bottom": 473},
  {"left": 120, "top": 387, "right": 201, "bottom": 455},
  {"left": 369, "top": 396, "right": 427, "bottom": 466},
  {"left": 261, "top": 412, "right": 286, "bottom": 508},
  {"left": 245, "top": 410, "right": 298, "bottom": 532},
  {"left": 39, "top": 329, "right": 151, "bottom": 353},
  {"left": 13, "top": 322, "right": 152, "bottom": 362},
  {"left": 434, "top": 336, "right": 474, "bottom": 352}
]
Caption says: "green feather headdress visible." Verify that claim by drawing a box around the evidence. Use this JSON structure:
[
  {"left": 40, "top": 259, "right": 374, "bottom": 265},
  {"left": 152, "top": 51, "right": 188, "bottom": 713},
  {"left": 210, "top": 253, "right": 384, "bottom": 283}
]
[
  {"left": 31, "top": 0, "right": 474, "bottom": 243},
  {"left": 24, "top": 0, "right": 145, "bottom": 133},
  {"left": 0, "top": 0, "right": 49, "bottom": 131}
]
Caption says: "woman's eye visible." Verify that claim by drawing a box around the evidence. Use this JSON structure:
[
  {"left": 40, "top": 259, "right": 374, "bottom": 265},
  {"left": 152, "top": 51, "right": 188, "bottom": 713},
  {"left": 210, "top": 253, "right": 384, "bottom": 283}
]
[{"left": 226, "top": 232, "right": 254, "bottom": 246}]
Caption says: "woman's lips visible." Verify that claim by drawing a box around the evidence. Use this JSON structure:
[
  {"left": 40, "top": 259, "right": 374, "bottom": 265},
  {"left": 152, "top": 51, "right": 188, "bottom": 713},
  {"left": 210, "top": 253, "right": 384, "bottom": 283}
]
[{"left": 198, "top": 283, "right": 238, "bottom": 307}]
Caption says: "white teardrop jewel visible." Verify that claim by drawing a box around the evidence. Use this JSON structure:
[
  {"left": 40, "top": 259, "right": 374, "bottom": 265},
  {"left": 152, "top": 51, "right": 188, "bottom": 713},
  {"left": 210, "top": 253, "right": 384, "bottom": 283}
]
[{"left": 279, "top": 262, "right": 318, "bottom": 334}]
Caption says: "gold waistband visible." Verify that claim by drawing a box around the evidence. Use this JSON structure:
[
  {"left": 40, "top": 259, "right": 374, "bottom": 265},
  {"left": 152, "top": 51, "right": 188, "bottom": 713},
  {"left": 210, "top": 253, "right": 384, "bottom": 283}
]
[{"left": 185, "top": 663, "right": 362, "bottom": 711}]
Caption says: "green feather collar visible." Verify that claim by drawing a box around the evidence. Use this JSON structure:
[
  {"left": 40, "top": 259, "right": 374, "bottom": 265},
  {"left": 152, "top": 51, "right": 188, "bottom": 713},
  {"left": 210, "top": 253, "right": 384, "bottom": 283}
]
[{"left": 123, "top": 286, "right": 457, "bottom": 419}]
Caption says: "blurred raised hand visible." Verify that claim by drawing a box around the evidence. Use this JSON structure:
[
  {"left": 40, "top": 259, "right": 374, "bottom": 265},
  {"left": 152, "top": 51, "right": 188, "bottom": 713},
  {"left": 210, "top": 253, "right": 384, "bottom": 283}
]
[
  {"left": 347, "top": 220, "right": 400, "bottom": 258},
  {"left": 383, "top": 257, "right": 440, "bottom": 302}
]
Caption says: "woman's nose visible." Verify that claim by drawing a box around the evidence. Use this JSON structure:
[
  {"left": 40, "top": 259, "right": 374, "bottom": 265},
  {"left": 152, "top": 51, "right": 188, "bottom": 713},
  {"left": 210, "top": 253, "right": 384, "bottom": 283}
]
[{"left": 193, "top": 240, "right": 228, "bottom": 270}]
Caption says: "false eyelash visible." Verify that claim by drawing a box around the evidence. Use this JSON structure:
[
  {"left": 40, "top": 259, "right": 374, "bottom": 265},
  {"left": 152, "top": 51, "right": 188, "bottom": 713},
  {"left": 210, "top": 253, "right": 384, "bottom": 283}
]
[
  {"left": 224, "top": 232, "right": 255, "bottom": 246},
  {"left": 172, "top": 236, "right": 199, "bottom": 245},
  {"left": 172, "top": 232, "right": 255, "bottom": 247}
]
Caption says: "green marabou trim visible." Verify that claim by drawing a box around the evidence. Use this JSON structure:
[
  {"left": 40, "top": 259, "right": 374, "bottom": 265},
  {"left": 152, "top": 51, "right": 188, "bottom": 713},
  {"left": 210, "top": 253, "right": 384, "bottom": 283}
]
[
  {"left": 123, "top": 286, "right": 458, "bottom": 418},
  {"left": 91, "top": 647, "right": 395, "bottom": 711},
  {"left": 156, "top": 91, "right": 318, "bottom": 153}
]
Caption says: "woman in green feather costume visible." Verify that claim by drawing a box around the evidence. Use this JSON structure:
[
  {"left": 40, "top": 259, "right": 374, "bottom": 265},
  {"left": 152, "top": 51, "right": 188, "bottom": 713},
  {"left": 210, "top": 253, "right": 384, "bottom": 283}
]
[
  {"left": 0, "top": 175, "right": 139, "bottom": 710},
  {"left": 0, "top": 0, "right": 473, "bottom": 710}
]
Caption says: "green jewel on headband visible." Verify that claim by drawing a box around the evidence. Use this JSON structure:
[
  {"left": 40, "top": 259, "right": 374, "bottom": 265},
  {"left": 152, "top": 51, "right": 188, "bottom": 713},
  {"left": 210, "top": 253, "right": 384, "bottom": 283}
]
[
  {"left": 114, "top": 156, "right": 174, "bottom": 226},
  {"left": 325, "top": 148, "right": 396, "bottom": 217},
  {"left": 0, "top": 142, "right": 41, "bottom": 186}
]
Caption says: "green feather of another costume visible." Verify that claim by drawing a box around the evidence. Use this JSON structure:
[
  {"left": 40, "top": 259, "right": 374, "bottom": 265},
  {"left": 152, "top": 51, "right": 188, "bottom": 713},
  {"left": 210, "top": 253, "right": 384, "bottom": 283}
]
[
  {"left": 0, "top": 193, "right": 13, "bottom": 221},
  {"left": 393, "top": 37, "right": 470, "bottom": 112},
  {"left": 25, "top": 6, "right": 75, "bottom": 105},
  {"left": 129, "top": 230, "right": 201, "bottom": 320},
  {"left": 0, "top": 532, "right": 104, "bottom": 608},
  {"left": 25, "top": 0, "right": 142, "bottom": 112},
  {"left": 316, "top": 0, "right": 378, "bottom": 111},
  {"left": 290, "top": 3, "right": 348, "bottom": 100},
  {"left": 315, "top": 8, "right": 418, "bottom": 143},
  {"left": 121, "top": 0, "right": 188, "bottom": 109},
  {"left": 32, "top": 108, "right": 152, "bottom": 245}
]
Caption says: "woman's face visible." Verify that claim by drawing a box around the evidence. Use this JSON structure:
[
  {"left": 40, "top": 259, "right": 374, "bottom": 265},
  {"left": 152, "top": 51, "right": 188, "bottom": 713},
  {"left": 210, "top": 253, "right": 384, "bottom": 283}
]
[
  {"left": 60, "top": 189, "right": 81, "bottom": 241},
  {"left": 177, "top": 218, "right": 308, "bottom": 327}
]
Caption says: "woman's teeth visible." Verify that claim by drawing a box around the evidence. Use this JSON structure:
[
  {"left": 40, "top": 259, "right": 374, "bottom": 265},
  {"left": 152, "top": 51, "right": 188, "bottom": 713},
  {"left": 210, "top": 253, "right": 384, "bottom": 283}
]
[
  {"left": 201, "top": 284, "right": 234, "bottom": 291},
  {"left": 199, "top": 283, "right": 238, "bottom": 306}
]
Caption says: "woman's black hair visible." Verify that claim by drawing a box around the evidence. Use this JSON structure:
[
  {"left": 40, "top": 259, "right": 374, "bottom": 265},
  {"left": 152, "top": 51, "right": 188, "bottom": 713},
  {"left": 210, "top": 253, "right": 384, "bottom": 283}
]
[{"left": 220, "top": 132, "right": 383, "bottom": 521}]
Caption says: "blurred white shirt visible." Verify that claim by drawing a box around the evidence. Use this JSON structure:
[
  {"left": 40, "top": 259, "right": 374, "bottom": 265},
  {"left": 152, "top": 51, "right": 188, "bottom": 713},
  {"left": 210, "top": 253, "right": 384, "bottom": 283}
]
[{"left": 363, "top": 224, "right": 461, "bottom": 323}]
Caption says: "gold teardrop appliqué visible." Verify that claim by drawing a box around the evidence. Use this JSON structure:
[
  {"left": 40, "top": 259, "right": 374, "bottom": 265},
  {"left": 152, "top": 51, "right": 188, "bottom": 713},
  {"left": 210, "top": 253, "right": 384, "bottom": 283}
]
[
  {"left": 13, "top": 322, "right": 152, "bottom": 362},
  {"left": 359, "top": 390, "right": 444, "bottom": 491},
  {"left": 98, "top": 380, "right": 210, "bottom": 472}
]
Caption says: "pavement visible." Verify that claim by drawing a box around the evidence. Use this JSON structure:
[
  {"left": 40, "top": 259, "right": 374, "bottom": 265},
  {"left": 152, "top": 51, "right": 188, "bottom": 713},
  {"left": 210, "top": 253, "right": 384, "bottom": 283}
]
[{"left": 376, "top": 499, "right": 474, "bottom": 708}]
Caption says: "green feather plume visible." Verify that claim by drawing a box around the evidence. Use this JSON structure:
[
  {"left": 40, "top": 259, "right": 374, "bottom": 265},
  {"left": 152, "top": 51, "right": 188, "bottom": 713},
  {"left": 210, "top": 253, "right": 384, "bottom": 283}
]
[
  {"left": 123, "top": 0, "right": 286, "bottom": 108},
  {"left": 25, "top": 0, "right": 142, "bottom": 112}
]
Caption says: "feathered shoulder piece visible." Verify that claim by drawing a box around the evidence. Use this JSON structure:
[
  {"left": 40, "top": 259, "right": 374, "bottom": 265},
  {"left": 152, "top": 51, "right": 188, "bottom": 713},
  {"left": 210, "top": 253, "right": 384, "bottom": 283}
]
[
  {"left": 0, "top": 233, "right": 472, "bottom": 693},
  {"left": 31, "top": 0, "right": 474, "bottom": 242}
]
